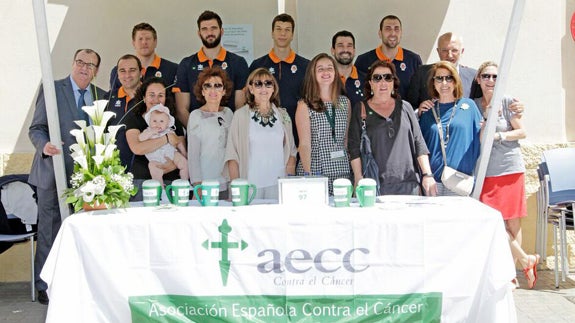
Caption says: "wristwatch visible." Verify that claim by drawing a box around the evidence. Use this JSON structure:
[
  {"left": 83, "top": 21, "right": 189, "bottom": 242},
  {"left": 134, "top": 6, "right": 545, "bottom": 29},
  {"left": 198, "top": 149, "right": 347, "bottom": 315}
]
[{"left": 422, "top": 173, "right": 434, "bottom": 178}]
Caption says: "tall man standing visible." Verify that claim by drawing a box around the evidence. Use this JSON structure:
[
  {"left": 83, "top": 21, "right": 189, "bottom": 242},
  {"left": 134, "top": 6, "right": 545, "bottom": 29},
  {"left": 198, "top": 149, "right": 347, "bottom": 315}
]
[
  {"left": 29, "top": 49, "right": 106, "bottom": 305},
  {"left": 355, "top": 15, "right": 422, "bottom": 98},
  {"left": 406, "top": 32, "right": 478, "bottom": 111},
  {"left": 109, "top": 23, "right": 178, "bottom": 93},
  {"left": 249, "top": 13, "right": 309, "bottom": 143},
  {"left": 331, "top": 30, "right": 365, "bottom": 108},
  {"left": 175, "top": 10, "right": 249, "bottom": 125}
]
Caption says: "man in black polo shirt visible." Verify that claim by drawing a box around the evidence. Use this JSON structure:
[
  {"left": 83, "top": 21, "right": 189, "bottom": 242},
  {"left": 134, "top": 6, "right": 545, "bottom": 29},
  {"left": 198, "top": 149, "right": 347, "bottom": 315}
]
[
  {"left": 249, "top": 13, "right": 309, "bottom": 144},
  {"left": 175, "top": 10, "right": 249, "bottom": 125},
  {"left": 109, "top": 23, "right": 178, "bottom": 94}
]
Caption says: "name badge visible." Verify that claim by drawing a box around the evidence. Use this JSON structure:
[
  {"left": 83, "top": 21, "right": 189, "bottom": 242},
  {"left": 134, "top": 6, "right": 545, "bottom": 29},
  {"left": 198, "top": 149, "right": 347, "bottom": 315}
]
[{"left": 330, "top": 150, "right": 346, "bottom": 161}]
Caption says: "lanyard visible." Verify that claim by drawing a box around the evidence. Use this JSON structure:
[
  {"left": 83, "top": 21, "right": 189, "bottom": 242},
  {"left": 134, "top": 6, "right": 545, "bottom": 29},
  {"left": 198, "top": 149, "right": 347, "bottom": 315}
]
[{"left": 324, "top": 103, "right": 337, "bottom": 142}]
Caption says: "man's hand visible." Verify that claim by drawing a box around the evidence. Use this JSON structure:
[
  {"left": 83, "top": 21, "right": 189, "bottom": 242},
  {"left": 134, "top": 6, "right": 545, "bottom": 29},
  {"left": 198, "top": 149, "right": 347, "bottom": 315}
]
[{"left": 42, "top": 142, "right": 61, "bottom": 156}]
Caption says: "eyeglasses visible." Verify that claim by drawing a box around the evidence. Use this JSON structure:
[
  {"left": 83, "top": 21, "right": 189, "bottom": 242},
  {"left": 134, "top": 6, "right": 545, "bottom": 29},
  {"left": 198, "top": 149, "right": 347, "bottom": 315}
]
[
  {"left": 250, "top": 80, "right": 274, "bottom": 89},
  {"left": 75, "top": 59, "right": 97, "bottom": 69},
  {"left": 386, "top": 118, "right": 395, "bottom": 139},
  {"left": 433, "top": 75, "right": 454, "bottom": 83},
  {"left": 202, "top": 82, "right": 224, "bottom": 90},
  {"left": 371, "top": 73, "right": 394, "bottom": 83},
  {"left": 480, "top": 74, "right": 498, "bottom": 81}
]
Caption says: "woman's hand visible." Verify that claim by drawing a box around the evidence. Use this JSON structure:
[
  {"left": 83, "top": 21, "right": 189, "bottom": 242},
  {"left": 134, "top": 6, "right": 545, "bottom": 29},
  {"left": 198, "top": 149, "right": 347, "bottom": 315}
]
[{"left": 422, "top": 176, "right": 437, "bottom": 196}]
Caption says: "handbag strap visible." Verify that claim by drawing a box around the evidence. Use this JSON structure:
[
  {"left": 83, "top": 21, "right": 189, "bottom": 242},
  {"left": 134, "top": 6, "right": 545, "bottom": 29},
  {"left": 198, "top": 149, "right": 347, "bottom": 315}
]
[
  {"left": 431, "top": 101, "right": 457, "bottom": 166},
  {"left": 360, "top": 101, "right": 367, "bottom": 128}
]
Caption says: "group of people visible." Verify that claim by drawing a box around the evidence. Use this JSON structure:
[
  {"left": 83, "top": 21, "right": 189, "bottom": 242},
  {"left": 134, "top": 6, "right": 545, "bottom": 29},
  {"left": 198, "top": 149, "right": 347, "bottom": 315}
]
[{"left": 28, "top": 11, "right": 538, "bottom": 305}]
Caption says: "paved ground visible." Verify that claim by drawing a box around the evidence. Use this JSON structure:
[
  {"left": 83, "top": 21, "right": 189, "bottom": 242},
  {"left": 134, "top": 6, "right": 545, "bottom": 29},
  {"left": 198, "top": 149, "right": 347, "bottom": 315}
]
[{"left": 0, "top": 269, "right": 574, "bottom": 322}]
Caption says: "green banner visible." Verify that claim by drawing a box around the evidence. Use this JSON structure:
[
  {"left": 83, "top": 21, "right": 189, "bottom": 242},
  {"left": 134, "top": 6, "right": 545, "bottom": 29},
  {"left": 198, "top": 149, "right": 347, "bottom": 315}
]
[{"left": 129, "top": 293, "right": 442, "bottom": 323}]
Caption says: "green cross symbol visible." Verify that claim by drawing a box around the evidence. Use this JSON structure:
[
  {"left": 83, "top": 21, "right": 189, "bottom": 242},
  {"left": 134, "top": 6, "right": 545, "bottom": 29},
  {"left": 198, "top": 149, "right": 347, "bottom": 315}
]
[{"left": 202, "top": 219, "right": 248, "bottom": 286}]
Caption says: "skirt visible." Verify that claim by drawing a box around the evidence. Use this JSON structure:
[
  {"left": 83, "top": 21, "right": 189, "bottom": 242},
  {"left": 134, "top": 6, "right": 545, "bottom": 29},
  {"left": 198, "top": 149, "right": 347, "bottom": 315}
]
[{"left": 480, "top": 172, "right": 527, "bottom": 220}]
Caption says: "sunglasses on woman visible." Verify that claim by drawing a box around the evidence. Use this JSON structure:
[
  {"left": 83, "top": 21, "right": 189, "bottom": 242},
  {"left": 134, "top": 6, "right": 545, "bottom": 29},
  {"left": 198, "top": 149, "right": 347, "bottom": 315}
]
[
  {"left": 480, "top": 74, "right": 498, "bottom": 81},
  {"left": 433, "top": 75, "right": 454, "bottom": 83},
  {"left": 371, "top": 73, "right": 394, "bottom": 83},
  {"left": 202, "top": 83, "right": 224, "bottom": 90},
  {"left": 250, "top": 80, "right": 274, "bottom": 89}
]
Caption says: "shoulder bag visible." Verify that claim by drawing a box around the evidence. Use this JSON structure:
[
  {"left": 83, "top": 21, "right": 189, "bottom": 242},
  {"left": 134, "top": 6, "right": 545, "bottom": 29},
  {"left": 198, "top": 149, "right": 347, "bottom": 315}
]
[{"left": 360, "top": 102, "right": 381, "bottom": 193}]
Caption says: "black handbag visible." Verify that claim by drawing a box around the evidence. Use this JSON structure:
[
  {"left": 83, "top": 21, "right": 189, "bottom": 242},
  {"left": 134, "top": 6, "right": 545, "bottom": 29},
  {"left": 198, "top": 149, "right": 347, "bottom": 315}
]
[{"left": 360, "top": 102, "right": 381, "bottom": 193}]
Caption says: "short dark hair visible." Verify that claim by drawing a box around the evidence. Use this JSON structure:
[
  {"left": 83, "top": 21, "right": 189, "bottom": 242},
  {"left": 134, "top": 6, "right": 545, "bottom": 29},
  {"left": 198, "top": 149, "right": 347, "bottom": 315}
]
[
  {"left": 116, "top": 54, "right": 142, "bottom": 71},
  {"left": 197, "top": 10, "right": 222, "bottom": 29},
  {"left": 272, "top": 13, "right": 295, "bottom": 31},
  {"left": 74, "top": 49, "right": 101, "bottom": 67},
  {"left": 379, "top": 15, "right": 402, "bottom": 30},
  {"left": 331, "top": 30, "right": 355, "bottom": 49},
  {"left": 132, "top": 22, "right": 157, "bottom": 40},
  {"left": 364, "top": 60, "right": 400, "bottom": 100},
  {"left": 193, "top": 66, "right": 233, "bottom": 105}
]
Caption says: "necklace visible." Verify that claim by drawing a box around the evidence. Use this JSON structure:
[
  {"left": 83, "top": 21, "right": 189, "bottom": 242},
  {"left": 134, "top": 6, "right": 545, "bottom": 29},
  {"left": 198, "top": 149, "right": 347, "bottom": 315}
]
[
  {"left": 251, "top": 108, "right": 277, "bottom": 127},
  {"left": 432, "top": 101, "right": 457, "bottom": 147}
]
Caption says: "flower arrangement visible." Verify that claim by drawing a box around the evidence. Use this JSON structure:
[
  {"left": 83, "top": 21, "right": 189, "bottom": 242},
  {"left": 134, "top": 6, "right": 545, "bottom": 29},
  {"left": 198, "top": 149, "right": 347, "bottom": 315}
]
[{"left": 63, "top": 100, "right": 137, "bottom": 211}]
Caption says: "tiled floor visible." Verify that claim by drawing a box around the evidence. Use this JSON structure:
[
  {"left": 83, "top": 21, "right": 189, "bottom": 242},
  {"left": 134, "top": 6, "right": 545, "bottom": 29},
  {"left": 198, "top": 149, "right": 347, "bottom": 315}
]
[{"left": 0, "top": 269, "right": 574, "bottom": 322}]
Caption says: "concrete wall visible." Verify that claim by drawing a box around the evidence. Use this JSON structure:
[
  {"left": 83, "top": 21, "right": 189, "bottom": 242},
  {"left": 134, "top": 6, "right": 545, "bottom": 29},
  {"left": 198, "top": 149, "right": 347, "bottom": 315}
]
[{"left": 1, "top": 0, "right": 573, "bottom": 281}]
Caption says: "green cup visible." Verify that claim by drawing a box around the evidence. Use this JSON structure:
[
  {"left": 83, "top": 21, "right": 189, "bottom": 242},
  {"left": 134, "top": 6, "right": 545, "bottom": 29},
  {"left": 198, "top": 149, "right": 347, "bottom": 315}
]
[
  {"left": 142, "top": 179, "right": 162, "bottom": 206},
  {"left": 333, "top": 178, "right": 352, "bottom": 207},
  {"left": 230, "top": 178, "right": 257, "bottom": 206},
  {"left": 165, "top": 179, "right": 191, "bottom": 206},
  {"left": 193, "top": 179, "right": 220, "bottom": 206},
  {"left": 356, "top": 178, "right": 377, "bottom": 207}
]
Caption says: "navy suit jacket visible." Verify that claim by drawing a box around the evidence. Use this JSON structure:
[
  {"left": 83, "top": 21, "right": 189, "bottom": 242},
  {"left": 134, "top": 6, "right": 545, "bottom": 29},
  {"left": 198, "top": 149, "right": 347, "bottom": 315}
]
[
  {"left": 28, "top": 77, "right": 106, "bottom": 189},
  {"left": 406, "top": 64, "right": 478, "bottom": 109}
]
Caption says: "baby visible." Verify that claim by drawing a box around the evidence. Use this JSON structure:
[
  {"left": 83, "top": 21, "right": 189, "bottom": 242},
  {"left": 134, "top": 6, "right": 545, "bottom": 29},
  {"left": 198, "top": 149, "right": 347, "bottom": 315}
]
[{"left": 139, "top": 104, "right": 189, "bottom": 185}]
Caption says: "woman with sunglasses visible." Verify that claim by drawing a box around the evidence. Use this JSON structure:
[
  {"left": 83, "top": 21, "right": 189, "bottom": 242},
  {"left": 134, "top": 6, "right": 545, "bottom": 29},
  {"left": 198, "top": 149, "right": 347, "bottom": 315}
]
[
  {"left": 418, "top": 61, "right": 482, "bottom": 196},
  {"left": 295, "top": 53, "right": 351, "bottom": 195},
  {"left": 348, "top": 60, "right": 436, "bottom": 195},
  {"left": 225, "top": 68, "right": 297, "bottom": 199},
  {"left": 474, "top": 61, "right": 538, "bottom": 289},
  {"left": 187, "top": 66, "right": 233, "bottom": 199}
]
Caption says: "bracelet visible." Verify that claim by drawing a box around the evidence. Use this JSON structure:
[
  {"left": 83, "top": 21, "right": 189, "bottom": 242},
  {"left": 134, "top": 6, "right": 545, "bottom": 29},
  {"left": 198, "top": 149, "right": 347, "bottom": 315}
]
[
  {"left": 165, "top": 133, "right": 169, "bottom": 144},
  {"left": 422, "top": 173, "right": 434, "bottom": 178}
]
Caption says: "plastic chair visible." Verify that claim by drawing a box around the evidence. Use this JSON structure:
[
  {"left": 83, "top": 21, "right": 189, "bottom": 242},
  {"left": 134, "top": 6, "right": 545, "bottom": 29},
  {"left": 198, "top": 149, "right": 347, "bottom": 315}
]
[
  {"left": 541, "top": 148, "right": 575, "bottom": 288},
  {"left": 0, "top": 174, "right": 38, "bottom": 301}
]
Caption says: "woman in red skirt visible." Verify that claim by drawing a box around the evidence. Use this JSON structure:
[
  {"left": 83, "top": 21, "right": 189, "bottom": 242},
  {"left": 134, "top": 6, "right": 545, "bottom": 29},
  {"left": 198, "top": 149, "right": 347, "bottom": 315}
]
[{"left": 474, "top": 61, "right": 539, "bottom": 289}]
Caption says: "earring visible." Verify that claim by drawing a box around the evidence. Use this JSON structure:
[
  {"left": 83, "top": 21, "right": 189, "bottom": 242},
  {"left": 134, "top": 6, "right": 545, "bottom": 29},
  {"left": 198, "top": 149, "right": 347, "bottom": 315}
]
[
  {"left": 370, "top": 90, "right": 374, "bottom": 95},
  {"left": 392, "top": 90, "right": 395, "bottom": 95}
]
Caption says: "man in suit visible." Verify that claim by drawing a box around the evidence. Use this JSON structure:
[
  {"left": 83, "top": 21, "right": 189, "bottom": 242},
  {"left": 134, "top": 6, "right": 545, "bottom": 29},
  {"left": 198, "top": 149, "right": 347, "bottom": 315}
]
[
  {"left": 28, "top": 48, "right": 106, "bottom": 305},
  {"left": 406, "top": 32, "right": 478, "bottom": 114}
]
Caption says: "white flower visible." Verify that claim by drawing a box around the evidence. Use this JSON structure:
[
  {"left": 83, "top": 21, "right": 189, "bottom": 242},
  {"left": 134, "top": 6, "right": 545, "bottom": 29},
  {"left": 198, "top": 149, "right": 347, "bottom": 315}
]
[
  {"left": 92, "top": 176, "right": 106, "bottom": 195},
  {"left": 72, "top": 155, "right": 88, "bottom": 170},
  {"left": 91, "top": 125, "right": 105, "bottom": 145},
  {"left": 104, "top": 144, "right": 116, "bottom": 159},
  {"left": 105, "top": 125, "right": 124, "bottom": 144},
  {"left": 461, "top": 103, "right": 470, "bottom": 110},
  {"left": 78, "top": 182, "right": 97, "bottom": 202},
  {"left": 70, "top": 129, "right": 86, "bottom": 148},
  {"left": 83, "top": 100, "right": 112, "bottom": 126}
]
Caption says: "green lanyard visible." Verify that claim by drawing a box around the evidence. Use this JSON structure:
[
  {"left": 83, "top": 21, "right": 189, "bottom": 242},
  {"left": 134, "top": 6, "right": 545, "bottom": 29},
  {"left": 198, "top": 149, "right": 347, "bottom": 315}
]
[{"left": 324, "top": 103, "right": 336, "bottom": 143}]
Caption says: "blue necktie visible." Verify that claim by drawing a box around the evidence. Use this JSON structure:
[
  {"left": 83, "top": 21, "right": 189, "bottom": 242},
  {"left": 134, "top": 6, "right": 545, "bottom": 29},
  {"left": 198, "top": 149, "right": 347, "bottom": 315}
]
[{"left": 77, "top": 89, "right": 89, "bottom": 123}]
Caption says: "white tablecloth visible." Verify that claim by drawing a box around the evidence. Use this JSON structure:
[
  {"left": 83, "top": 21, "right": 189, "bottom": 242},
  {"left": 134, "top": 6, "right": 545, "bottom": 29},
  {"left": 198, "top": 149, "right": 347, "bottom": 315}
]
[{"left": 41, "top": 196, "right": 516, "bottom": 322}]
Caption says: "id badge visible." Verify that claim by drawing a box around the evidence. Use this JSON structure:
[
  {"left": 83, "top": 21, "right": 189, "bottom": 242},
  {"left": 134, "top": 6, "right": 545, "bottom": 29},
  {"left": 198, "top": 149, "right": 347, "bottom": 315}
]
[{"left": 330, "top": 150, "right": 346, "bottom": 161}]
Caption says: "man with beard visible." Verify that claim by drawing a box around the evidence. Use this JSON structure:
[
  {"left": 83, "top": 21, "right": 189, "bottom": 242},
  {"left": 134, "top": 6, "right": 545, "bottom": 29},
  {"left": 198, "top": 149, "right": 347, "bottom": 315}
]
[
  {"left": 175, "top": 10, "right": 249, "bottom": 124},
  {"left": 331, "top": 30, "right": 365, "bottom": 108},
  {"left": 109, "top": 23, "right": 178, "bottom": 95},
  {"left": 406, "top": 32, "right": 479, "bottom": 112},
  {"left": 355, "top": 15, "right": 422, "bottom": 98},
  {"left": 249, "top": 13, "right": 309, "bottom": 144}
]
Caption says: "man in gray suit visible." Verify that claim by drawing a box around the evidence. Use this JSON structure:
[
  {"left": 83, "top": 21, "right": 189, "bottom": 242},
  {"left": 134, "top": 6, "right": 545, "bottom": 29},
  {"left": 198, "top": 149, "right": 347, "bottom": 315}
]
[
  {"left": 406, "top": 32, "right": 478, "bottom": 114},
  {"left": 28, "top": 49, "right": 106, "bottom": 304}
]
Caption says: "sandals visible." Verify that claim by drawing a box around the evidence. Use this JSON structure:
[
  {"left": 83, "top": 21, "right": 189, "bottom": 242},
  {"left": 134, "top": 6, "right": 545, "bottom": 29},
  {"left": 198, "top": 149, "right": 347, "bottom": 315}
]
[{"left": 523, "top": 254, "right": 540, "bottom": 289}]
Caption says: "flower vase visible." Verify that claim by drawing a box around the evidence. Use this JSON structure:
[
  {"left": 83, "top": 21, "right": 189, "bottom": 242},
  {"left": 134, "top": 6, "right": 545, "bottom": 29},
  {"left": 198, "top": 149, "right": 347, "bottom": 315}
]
[{"left": 82, "top": 202, "right": 108, "bottom": 211}]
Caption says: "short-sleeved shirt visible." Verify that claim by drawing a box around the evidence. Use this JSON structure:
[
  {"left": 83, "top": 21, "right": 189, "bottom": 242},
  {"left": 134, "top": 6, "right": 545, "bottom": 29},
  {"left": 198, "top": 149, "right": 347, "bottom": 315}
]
[
  {"left": 355, "top": 46, "right": 422, "bottom": 99},
  {"left": 109, "top": 55, "right": 178, "bottom": 94},
  {"left": 123, "top": 109, "right": 185, "bottom": 180},
  {"left": 419, "top": 98, "right": 482, "bottom": 181},
  {"left": 106, "top": 86, "right": 137, "bottom": 171},
  {"left": 341, "top": 65, "right": 366, "bottom": 109},
  {"left": 175, "top": 47, "right": 249, "bottom": 111}
]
